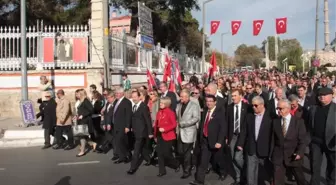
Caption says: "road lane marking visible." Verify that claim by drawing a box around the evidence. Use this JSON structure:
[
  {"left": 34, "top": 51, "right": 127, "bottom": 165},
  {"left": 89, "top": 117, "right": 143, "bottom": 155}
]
[
  {"left": 0, "top": 168, "right": 5, "bottom": 171},
  {"left": 57, "top": 161, "right": 100, "bottom": 166}
]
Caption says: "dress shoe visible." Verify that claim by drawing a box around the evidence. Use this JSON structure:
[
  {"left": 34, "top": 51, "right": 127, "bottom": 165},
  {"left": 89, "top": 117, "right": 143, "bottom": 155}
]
[
  {"left": 114, "top": 160, "right": 125, "bottom": 164},
  {"left": 157, "top": 172, "right": 166, "bottom": 177},
  {"left": 41, "top": 144, "right": 51, "bottom": 149},
  {"left": 219, "top": 174, "right": 228, "bottom": 181},
  {"left": 144, "top": 161, "right": 151, "bottom": 166},
  {"left": 52, "top": 145, "right": 63, "bottom": 150},
  {"left": 180, "top": 172, "right": 191, "bottom": 179},
  {"left": 127, "top": 169, "right": 137, "bottom": 175},
  {"left": 64, "top": 145, "right": 75, "bottom": 150},
  {"left": 111, "top": 156, "right": 119, "bottom": 161},
  {"left": 189, "top": 180, "right": 204, "bottom": 185},
  {"left": 76, "top": 153, "right": 86, "bottom": 157}
]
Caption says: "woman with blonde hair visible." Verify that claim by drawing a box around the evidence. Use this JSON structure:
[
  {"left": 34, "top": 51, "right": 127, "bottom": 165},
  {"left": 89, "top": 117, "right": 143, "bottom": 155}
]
[
  {"left": 154, "top": 97, "right": 180, "bottom": 177},
  {"left": 75, "top": 89, "right": 94, "bottom": 157}
]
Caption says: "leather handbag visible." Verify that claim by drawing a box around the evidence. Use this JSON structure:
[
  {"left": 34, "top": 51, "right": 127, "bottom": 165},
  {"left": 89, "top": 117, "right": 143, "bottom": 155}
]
[{"left": 72, "top": 119, "right": 89, "bottom": 137}]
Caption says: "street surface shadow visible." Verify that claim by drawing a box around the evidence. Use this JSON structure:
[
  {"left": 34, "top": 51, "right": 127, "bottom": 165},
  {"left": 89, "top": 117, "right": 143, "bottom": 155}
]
[{"left": 54, "top": 176, "right": 71, "bottom": 185}]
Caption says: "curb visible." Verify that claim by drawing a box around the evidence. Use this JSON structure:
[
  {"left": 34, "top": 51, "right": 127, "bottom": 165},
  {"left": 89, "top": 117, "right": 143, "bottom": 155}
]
[{"left": 0, "top": 138, "right": 49, "bottom": 148}]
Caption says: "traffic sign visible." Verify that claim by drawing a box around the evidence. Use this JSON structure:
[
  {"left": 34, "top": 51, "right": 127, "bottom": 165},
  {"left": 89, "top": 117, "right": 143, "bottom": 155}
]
[
  {"left": 141, "top": 35, "right": 154, "bottom": 50},
  {"left": 139, "top": 18, "right": 153, "bottom": 37},
  {"left": 138, "top": 2, "right": 152, "bottom": 23}
]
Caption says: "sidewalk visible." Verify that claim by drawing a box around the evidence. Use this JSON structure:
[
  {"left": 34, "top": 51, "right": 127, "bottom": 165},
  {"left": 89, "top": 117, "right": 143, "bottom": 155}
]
[{"left": 0, "top": 117, "right": 46, "bottom": 148}]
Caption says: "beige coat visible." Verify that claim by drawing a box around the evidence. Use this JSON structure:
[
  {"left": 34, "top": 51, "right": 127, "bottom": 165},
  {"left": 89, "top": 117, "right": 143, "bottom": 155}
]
[{"left": 56, "top": 97, "right": 72, "bottom": 126}]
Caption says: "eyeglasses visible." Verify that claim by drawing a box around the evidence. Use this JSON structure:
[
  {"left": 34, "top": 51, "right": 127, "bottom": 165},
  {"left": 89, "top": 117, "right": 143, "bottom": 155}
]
[
  {"left": 193, "top": 92, "right": 199, "bottom": 95},
  {"left": 276, "top": 107, "right": 284, "bottom": 111},
  {"left": 252, "top": 104, "right": 259, "bottom": 108},
  {"left": 246, "top": 88, "right": 252, "bottom": 90}
]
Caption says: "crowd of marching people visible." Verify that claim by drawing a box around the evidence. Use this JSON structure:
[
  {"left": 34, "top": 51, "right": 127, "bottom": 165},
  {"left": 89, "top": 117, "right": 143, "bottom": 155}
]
[{"left": 38, "top": 69, "right": 336, "bottom": 185}]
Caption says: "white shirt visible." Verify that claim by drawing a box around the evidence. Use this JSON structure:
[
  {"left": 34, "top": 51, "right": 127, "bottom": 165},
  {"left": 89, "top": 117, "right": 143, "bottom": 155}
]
[
  {"left": 274, "top": 98, "right": 279, "bottom": 114},
  {"left": 298, "top": 96, "right": 305, "bottom": 107},
  {"left": 281, "top": 114, "right": 291, "bottom": 134},
  {"left": 216, "top": 91, "right": 223, "bottom": 98},
  {"left": 161, "top": 91, "right": 168, "bottom": 98},
  {"left": 255, "top": 111, "right": 265, "bottom": 140},
  {"left": 132, "top": 101, "right": 142, "bottom": 112},
  {"left": 233, "top": 101, "right": 242, "bottom": 132},
  {"left": 205, "top": 106, "right": 216, "bottom": 123}
]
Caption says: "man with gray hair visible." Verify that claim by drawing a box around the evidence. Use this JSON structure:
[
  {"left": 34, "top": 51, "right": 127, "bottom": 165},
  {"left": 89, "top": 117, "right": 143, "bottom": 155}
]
[
  {"left": 271, "top": 99, "right": 307, "bottom": 185},
  {"left": 112, "top": 87, "right": 133, "bottom": 164},
  {"left": 268, "top": 88, "right": 285, "bottom": 119},
  {"left": 206, "top": 83, "right": 225, "bottom": 108},
  {"left": 237, "top": 96, "right": 273, "bottom": 185},
  {"left": 288, "top": 94, "right": 305, "bottom": 119}
]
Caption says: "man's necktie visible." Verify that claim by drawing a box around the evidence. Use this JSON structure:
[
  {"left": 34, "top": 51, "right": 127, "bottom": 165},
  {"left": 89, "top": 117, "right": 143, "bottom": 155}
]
[
  {"left": 234, "top": 105, "right": 240, "bottom": 134},
  {"left": 203, "top": 111, "right": 211, "bottom": 137},
  {"left": 133, "top": 104, "right": 137, "bottom": 113},
  {"left": 282, "top": 118, "right": 287, "bottom": 136}
]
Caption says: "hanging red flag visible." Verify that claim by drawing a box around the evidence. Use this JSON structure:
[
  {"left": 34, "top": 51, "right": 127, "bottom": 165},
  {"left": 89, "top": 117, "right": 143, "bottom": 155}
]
[
  {"left": 146, "top": 69, "right": 156, "bottom": 91},
  {"left": 253, "top": 20, "right": 264, "bottom": 36},
  {"left": 208, "top": 52, "right": 217, "bottom": 79},
  {"left": 163, "top": 54, "right": 171, "bottom": 82},
  {"left": 210, "top": 21, "right": 220, "bottom": 35},
  {"left": 231, "top": 20, "right": 242, "bottom": 35},
  {"left": 276, "top": 17, "right": 287, "bottom": 34}
]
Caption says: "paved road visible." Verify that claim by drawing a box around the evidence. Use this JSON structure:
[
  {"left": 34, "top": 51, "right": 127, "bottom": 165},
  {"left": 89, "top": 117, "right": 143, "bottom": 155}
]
[{"left": 0, "top": 147, "right": 326, "bottom": 185}]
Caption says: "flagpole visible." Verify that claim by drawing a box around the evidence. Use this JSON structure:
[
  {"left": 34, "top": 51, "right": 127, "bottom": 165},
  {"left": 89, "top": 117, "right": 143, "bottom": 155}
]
[{"left": 202, "top": 0, "right": 216, "bottom": 74}]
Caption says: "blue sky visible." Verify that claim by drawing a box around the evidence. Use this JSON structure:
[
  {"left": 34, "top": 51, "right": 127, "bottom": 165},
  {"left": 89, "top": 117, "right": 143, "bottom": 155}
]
[{"left": 191, "top": 0, "right": 336, "bottom": 56}]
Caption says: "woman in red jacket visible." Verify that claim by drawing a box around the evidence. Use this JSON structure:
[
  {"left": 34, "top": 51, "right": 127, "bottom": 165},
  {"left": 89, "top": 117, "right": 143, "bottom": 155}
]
[{"left": 154, "top": 97, "right": 180, "bottom": 177}]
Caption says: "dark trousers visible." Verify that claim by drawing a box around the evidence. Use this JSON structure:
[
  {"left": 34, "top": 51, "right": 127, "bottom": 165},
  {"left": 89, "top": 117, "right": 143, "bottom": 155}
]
[
  {"left": 130, "top": 137, "right": 151, "bottom": 170},
  {"left": 55, "top": 125, "right": 74, "bottom": 146},
  {"left": 91, "top": 117, "right": 104, "bottom": 143},
  {"left": 229, "top": 135, "right": 244, "bottom": 182},
  {"left": 156, "top": 136, "right": 179, "bottom": 174},
  {"left": 274, "top": 163, "right": 307, "bottom": 185},
  {"left": 177, "top": 137, "right": 193, "bottom": 173},
  {"left": 195, "top": 137, "right": 226, "bottom": 183},
  {"left": 44, "top": 128, "right": 54, "bottom": 145},
  {"left": 114, "top": 130, "right": 130, "bottom": 160},
  {"left": 310, "top": 142, "right": 336, "bottom": 185},
  {"left": 247, "top": 154, "right": 273, "bottom": 185}
]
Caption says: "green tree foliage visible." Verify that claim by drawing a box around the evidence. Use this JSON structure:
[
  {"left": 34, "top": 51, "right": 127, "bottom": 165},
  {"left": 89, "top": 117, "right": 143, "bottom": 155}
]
[
  {"left": 110, "top": 0, "right": 207, "bottom": 57},
  {"left": 205, "top": 50, "right": 229, "bottom": 69},
  {"left": 234, "top": 44, "right": 264, "bottom": 68},
  {"left": 277, "top": 39, "right": 304, "bottom": 72},
  {"left": 0, "top": 0, "right": 90, "bottom": 26},
  {"left": 261, "top": 36, "right": 281, "bottom": 61}
]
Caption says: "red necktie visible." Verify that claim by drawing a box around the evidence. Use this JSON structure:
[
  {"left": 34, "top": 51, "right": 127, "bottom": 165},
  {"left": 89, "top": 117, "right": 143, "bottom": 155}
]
[{"left": 203, "top": 111, "right": 211, "bottom": 137}]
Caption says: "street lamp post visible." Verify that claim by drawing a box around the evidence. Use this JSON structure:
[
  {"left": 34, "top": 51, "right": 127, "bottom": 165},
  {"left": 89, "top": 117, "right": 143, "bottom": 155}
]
[
  {"left": 21, "top": 0, "right": 28, "bottom": 101},
  {"left": 314, "top": 0, "right": 319, "bottom": 75},
  {"left": 202, "top": 0, "right": 216, "bottom": 74},
  {"left": 221, "top": 32, "right": 230, "bottom": 72}
]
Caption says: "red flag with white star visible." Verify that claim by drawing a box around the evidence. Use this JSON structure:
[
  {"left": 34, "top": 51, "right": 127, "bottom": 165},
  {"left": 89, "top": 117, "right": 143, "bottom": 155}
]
[
  {"left": 276, "top": 17, "right": 287, "bottom": 34},
  {"left": 253, "top": 20, "right": 264, "bottom": 36}
]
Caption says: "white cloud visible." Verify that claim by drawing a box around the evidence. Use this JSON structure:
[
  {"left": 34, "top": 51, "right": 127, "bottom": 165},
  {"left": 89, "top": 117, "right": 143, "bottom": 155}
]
[{"left": 192, "top": 0, "right": 336, "bottom": 55}]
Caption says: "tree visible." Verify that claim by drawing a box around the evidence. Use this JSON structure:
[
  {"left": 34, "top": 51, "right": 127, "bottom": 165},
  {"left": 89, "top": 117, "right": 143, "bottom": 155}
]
[
  {"left": 205, "top": 50, "right": 229, "bottom": 69},
  {"left": 234, "top": 44, "right": 264, "bottom": 68},
  {"left": 110, "top": 0, "right": 206, "bottom": 57},
  {"left": 0, "top": 0, "right": 91, "bottom": 26},
  {"left": 277, "top": 39, "right": 304, "bottom": 72}
]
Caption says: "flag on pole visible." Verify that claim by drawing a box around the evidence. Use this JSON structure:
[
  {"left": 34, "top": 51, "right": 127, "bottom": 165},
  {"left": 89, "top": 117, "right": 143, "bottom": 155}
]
[
  {"left": 146, "top": 69, "right": 156, "bottom": 91},
  {"left": 163, "top": 54, "right": 171, "bottom": 82},
  {"left": 208, "top": 52, "right": 217, "bottom": 83}
]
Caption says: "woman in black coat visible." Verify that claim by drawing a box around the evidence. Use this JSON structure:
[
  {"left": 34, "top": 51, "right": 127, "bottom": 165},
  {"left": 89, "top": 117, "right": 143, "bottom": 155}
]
[
  {"left": 76, "top": 89, "right": 94, "bottom": 157},
  {"left": 42, "top": 92, "right": 57, "bottom": 149},
  {"left": 91, "top": 91, "right": 105, "bottom": 148}
]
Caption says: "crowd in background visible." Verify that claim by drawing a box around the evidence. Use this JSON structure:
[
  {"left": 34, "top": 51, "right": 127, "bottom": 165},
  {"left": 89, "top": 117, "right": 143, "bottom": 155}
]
[{"left": 36, "top": 69, "right": 336, "bottom": 185}]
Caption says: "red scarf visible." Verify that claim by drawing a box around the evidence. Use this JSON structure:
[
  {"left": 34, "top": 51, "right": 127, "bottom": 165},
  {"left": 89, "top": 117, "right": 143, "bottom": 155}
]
[{"left": 290, "top": 107, "right": 298, "bottom": 116}]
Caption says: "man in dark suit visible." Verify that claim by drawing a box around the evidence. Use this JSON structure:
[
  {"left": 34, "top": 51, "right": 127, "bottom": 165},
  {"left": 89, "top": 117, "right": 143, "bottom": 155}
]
[
  {"left": 244, "top": 84, "right": 255, "bottom": 104},
  {"left": 268, "top": 88, "right": 285, "bottom": 119},
  {"left": 97, "top": 91, "right": 115, "bottom": 154},
  {"left": 112, "top": 87, "right": 133, "bottom": 164},
  {"left": 297, "top": 85, "right": 315, "bottom": 110},
  {"left": 308, "top": 88, "right": 336, "bottom": 185},
  {"left": 237, "top": 96, "right": 273, "bottom": 185},
  {"left": 272, "top": 99, "right": 308, "bottom": 185},
  {"left": 159, "top": 82, "right": 177, "bottom": 111},
  {"left": 226, "top": 89, "right": 249, "bottom": 185},
  {"left": 190, "top": 95, "right": 227, "bottom": 185},
  {"left": 127, "top": 91, "right": 153, "bottom": 174},
  {"left": 254, "top": 84, "right": 268, "bottom": 104}
]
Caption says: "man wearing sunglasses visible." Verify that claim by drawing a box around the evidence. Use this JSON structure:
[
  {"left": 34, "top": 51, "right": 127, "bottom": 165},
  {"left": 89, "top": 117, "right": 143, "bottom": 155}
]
[
  {"left": 272, "top": 99, "right": 308, "bottom": 185},
  {"left": 237, "top": 96, "right": 273, "bottom": 185}
]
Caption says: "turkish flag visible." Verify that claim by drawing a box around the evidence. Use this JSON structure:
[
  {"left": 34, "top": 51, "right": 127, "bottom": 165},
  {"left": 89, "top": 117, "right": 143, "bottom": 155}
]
[
  {"left": 231, "top": 21, "right": 242, "bottom": 35},
  {"left": 163, "top": 54, "right": 171, "bottom": 82},
  {"left": 146, "top": 69, "right": 156, "bottom": 91},
  {"left": 253, "top": 20, "right": 264, "bottom": 36},
  {"left": 276, "top": 17, "right": 287, "bottom": 34},
  {"left": 208, "top": 52, "right": 217, "bottom": 78},
  {"left": 210, "top": 21, "right": 220, "bottom": 35}
]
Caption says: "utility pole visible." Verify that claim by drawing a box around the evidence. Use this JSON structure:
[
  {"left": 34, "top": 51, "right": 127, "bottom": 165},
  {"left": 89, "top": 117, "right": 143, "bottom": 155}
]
[
  {"left": 103, "top": 0, "right": 110, "bottom": 88},
  {"left": 221, "top": 32, "right": 230, "bottom": 72},
  {"left": 314, "top": 0, "right": 319, "bottom": 75},
  {"left": 21, "top": 0, "right": 28, "bottom": 101},
  {"left": 202, "top": 0, "right": 215, "bottom": 74}
]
